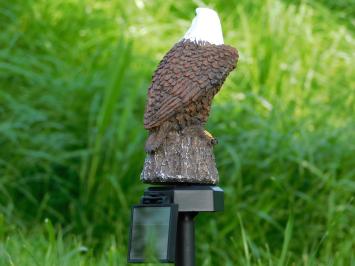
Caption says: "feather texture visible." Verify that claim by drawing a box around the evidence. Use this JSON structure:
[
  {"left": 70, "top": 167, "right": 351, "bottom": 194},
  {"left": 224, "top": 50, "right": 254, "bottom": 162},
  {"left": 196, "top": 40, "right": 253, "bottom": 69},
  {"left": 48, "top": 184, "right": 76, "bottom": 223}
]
[{"left": 144, "top": 40, "right": 238, "bottom": 130}]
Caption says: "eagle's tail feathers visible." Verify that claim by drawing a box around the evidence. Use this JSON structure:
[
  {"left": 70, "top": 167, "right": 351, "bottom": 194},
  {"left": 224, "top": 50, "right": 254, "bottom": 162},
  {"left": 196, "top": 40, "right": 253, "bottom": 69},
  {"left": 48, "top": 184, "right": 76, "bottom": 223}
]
[{"left": 144, "top": 122, "right": 171, "bottom": 153}]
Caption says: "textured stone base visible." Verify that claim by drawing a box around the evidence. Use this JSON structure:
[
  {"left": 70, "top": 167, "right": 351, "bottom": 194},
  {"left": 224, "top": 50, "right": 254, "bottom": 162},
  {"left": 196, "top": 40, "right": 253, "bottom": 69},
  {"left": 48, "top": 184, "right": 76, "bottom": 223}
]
[{"left": 141, "top": 128, "right": 219, "bottom": 184}]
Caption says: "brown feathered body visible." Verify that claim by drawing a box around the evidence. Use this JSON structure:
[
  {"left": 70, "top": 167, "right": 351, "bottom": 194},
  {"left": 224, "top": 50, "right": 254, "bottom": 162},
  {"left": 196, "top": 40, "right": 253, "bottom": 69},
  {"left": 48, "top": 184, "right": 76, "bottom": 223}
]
[{"left": 144, "top": 40, "right": 238, "bottom": 152}]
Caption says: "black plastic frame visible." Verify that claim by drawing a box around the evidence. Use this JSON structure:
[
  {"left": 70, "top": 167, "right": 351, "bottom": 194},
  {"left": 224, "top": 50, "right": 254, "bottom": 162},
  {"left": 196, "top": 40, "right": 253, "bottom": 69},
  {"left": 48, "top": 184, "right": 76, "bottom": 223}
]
[{"left": 128, "top": 203, "right": 178, "bottom": 263}]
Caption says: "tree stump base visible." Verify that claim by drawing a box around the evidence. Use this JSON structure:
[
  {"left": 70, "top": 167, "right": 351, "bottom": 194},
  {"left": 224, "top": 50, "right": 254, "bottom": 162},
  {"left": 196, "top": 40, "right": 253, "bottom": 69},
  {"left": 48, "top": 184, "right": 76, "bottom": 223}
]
[{"left": 141, "top": 127, "right": 219, "bottom": 184}]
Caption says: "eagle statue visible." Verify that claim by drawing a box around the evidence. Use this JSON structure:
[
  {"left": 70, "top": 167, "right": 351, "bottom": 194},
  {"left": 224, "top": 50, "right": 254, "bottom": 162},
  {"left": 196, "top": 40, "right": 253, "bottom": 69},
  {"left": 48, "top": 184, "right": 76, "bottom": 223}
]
[{"left": 144, "top": 7, "right": 238, "bottom": 154}]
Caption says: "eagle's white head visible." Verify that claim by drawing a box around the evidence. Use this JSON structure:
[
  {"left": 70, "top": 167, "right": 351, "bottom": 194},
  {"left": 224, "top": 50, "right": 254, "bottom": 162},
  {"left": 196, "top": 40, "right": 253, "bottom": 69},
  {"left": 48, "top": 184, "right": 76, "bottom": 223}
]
[{"left": 183, "top": 7, "right": 224, "bottom": 45}]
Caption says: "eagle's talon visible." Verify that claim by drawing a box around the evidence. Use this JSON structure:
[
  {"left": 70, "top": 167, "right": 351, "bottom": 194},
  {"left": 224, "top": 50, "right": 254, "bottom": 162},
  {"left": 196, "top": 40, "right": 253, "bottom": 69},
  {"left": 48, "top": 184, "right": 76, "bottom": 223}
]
[
  {"left": 211, "top": 138, "right": 218, "bottom": 145},
  {"left": 198, "top": 129, "right": 218, "bottom": 146}
]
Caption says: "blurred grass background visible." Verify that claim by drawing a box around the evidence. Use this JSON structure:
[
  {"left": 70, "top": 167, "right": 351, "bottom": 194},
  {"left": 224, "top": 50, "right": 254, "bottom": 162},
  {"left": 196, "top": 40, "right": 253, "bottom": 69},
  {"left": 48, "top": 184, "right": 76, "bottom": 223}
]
[{"left": 0, "top": 0, "right": 354, "bottom": 265}]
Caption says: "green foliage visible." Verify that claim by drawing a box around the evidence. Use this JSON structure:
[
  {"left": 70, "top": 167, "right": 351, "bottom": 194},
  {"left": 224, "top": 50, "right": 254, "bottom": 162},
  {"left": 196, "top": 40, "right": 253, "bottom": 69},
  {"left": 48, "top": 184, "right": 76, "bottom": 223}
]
[
  {"left": 0, "top": 220, "right": 126, "bottom": 266},
  {"left": 0, "top": 0, "right": 354, "bottom": 265}
]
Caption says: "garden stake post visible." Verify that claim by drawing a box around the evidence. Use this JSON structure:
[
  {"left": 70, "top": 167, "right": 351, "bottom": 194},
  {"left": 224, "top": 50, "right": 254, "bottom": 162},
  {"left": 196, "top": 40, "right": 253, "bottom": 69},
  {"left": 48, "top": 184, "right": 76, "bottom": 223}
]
[
  {"left": 176, "top": 212, "right": 196, "bottom": 266},
  {"left": 128, "top": 7, "right": 238, "bottom": 265}
]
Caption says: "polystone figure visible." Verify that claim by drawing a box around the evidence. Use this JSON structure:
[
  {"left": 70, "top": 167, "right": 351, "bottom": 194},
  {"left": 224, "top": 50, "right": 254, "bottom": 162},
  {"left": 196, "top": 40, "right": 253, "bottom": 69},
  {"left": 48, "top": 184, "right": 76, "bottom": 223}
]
[{"left": 141, "top": 7, "right": 238, "bottom": 184}]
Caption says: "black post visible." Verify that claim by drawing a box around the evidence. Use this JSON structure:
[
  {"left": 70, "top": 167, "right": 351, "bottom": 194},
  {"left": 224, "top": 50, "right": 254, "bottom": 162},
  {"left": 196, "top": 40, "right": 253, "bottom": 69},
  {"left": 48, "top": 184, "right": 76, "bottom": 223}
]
[{"left": 176, "top": 212, "right": 198, "bottom": 266}]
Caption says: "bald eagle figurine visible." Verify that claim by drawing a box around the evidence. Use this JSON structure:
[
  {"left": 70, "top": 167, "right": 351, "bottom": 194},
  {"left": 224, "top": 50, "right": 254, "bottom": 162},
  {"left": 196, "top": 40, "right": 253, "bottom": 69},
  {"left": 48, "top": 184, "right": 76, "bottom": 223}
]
[{"left": 144, "top": 8, "right": 238, "bottom": 154}]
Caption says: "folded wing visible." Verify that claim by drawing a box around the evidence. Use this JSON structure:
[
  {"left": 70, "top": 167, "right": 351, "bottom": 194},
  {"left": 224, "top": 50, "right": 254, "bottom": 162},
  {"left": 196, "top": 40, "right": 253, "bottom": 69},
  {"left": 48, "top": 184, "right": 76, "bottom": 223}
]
[{"left": 144, "top": 41, "right": 238, "bottom": 129}]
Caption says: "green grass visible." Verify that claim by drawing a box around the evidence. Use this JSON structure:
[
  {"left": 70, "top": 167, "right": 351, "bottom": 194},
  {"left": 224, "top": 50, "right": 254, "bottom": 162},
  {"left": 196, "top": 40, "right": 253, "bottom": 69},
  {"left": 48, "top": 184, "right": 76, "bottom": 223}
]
[{"left": 0, "top": 0, "right": 354, "bottom": 265}]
